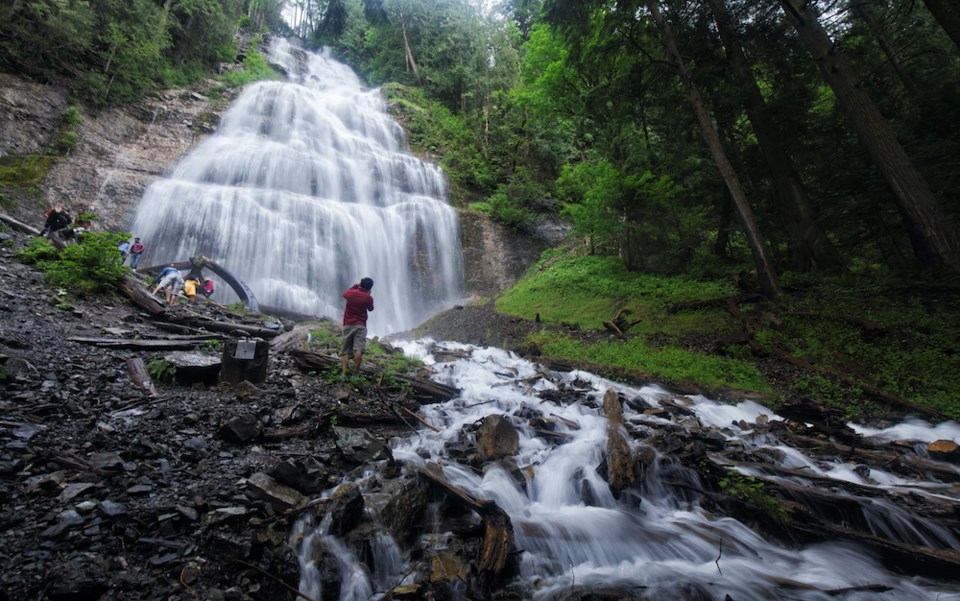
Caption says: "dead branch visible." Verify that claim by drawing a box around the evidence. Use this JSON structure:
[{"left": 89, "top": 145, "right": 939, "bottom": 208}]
[{"left": 401, "top": 406, "right": 441, "bottom": 432}]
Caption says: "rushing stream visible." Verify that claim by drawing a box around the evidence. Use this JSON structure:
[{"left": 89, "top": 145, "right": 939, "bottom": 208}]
[
  {"left": 128, "top": 39, "right": 463, "bottom": 335},
  {"left": 295, "top": 340, "right": 960, "bottom": 601}
]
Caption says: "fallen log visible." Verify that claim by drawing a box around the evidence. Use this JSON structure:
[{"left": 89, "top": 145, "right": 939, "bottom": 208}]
[
  {"left": 69, "top": 337, "right": 209, "bottom": 350},
  {"left": 0, "top": 212, "right": 41, "bottom": 235},
  {"left": 117, "top": 273, "right": 165, "bottom": 315},
  {"left": 418, "top": 465, "right": 514, "bottom": 591},
  {"left": 790, "top": 518, "right": 960, "bottom": 581}
]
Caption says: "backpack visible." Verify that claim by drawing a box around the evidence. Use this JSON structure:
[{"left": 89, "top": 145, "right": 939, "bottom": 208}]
[{"left": 203, "top": 279, "right": 215, "bottom": 295}]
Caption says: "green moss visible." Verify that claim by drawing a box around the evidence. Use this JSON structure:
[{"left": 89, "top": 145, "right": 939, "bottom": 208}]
[{"left": 0, "top": 155, "right": 59, "bottom": 186}]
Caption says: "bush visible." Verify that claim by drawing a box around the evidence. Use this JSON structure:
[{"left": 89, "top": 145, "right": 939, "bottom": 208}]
[{"left": 37, "top": 231, "right": 130, "bottom": 296}]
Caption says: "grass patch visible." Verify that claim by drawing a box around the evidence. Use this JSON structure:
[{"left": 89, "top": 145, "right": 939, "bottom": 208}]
[
  {"left": 0, "top": 155, "right": 59, "bottom": 186},
  {"left": 497, "top": 253, "right": 737, "bottom": 336},
  {"left": 527, "top": 330, "right": 770, "bottom": 393}
]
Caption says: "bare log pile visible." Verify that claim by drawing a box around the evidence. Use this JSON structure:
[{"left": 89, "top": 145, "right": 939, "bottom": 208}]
[
  {"left": 602, "top": 308, "right": 640, "bottom": 337},
  {"left": 289, "top": 350, "right": 459, "bottom": 404},
  {"left": 418, "top": 466, "right": 515, "bottom": 592}
]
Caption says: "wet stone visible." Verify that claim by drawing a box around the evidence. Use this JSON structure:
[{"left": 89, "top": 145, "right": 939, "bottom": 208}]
[{"left": 244, "top": 472, "right": 306, "bottom": 512}]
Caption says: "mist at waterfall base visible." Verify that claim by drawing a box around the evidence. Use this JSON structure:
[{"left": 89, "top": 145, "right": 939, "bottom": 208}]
[
  {"left": 294, "top": 340, "right": 960, "bottom": 601},
  {"left": 129, "top": 39, "right": 462, "bottom": 335}
]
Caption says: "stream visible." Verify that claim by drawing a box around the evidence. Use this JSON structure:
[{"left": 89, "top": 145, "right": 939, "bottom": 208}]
[{"left": 295, "top": 340, "right": 960, "bottom": 601}]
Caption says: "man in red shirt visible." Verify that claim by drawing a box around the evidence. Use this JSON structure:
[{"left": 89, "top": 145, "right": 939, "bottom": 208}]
[{"left": 341, "top": 277, "right": 374, "bottom": 377}]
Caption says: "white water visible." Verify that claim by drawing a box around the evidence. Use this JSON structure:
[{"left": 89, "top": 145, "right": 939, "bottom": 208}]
[
  {"left": 299, "top": 340, "right": 960, "bottom": 600},
  {"left": 128, "top": 39, "right": 463, "bottom": 335}
]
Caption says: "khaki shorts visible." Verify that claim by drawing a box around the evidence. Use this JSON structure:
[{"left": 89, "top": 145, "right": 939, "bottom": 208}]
[{"left": 341, "top": 325, "right": 367, "bottom": 356}]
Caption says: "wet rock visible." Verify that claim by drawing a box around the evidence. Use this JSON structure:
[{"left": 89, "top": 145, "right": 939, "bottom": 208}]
[
  {"left": 325, "top": 482, "right": 364, "bottom": 536},
  {"left": 375, "top": 476, "right": 428, "bottom": 544},
  {"left": 244, "top": 472, "right": 306, "bottom": 513},
  {"left": 477, "top": 415, "right": 519, "bottom": 460},
  {"left": 218, "top": 414, "right": 262, "bottom": 444},
  {"left": 928, "top": 439, "right": 960, "bottom": 463},
  {"left": 271, "top": 456, "right": 330, "bottom": 494},
  {"left": 333, "top": 426, "right": 389, "bottom": 464}
]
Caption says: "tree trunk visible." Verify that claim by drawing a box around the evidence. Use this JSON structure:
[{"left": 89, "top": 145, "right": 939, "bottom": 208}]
[
  {"left": 779, "top": 0, "right": 960, "bottom": 272},
  {"left": 709, "top": 0, "right": 841, "bottom": 272},
  {"left": 646, "top": 0, "right": 781, "bottom": 297},
  {"left": 851, "top": 1, "right": 921, "bottom": 96},
  {"left": 398, "top": 4, "right": 421, "bottom": 82},
  {"left": 922, "top": 0, "right": 960, "bottom": 53}
]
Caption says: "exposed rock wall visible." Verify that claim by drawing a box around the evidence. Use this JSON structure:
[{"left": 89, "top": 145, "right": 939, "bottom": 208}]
[
  {"left": 458, "top": 210, "right": 548, "bottom": 298},
  {"left": 0, "top": 72, "right": 220, "bottom": 230}
]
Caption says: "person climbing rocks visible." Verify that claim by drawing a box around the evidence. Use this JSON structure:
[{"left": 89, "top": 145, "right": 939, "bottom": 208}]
[
  {"left": 118, "top": 239, "right": 130, "bottom": 262},
  {"left": 341, "top": 277, "right": 374, "bottom": 377},
  {"left": 183, "top": 257, "right": 206, "bottom": 303},
  {"left": 128, "top": 238, "right": 145, "bottom": 270},
  {"left": 152, "top": 266, "right": 184, "bottom": 306},
  {"left": 40, "top": 204, "right": 71, "bottom": 236}
]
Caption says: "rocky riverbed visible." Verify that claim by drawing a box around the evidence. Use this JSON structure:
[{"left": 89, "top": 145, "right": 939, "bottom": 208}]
[
  {"left": 3, "top": 225, "right": 960, "bottom": 601},
  {"left": 0, "top": 227, "right": 414, "bottom": 600}
]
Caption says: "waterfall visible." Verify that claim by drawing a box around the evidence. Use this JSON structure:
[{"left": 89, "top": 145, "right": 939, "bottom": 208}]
[{"left": 128, "top": 39, "right": 463, "bottom": 335}]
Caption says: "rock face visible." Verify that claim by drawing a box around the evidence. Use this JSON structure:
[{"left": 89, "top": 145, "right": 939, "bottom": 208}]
[
  {"left": 458, "top": 210, "right": 551, "bottom": 297},
  {"left": 0, "top": 72, "right": 221, "bottom": 230}
]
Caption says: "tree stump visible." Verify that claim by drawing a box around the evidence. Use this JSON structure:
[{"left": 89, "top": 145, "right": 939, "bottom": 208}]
[{"left": 219, "top": 338, "right": 269, "bottom": 385}]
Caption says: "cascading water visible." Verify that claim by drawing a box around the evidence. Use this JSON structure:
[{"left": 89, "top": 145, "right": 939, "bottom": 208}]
[
  {"left": 128, "top": 39, "right": 462, "bottom": 335},
  {"left": 296, "top": 340, "right": 960, "bottom": 601}
]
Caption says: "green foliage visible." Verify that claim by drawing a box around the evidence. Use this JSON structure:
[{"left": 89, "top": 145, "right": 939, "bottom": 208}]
[
  {"left": 50, "top": 288, "right": 76, "bottom": 311},
  {"left": 62, "top": 107, "right": 83, "bottom": 126},
  {"left": 57, "top": 132, "right": 79, "bottom": 152},
  {"left": 382, "top": 83, "right": 494, "bottom": 196},
  {"left": 202, "top": 339, "right": 223, "bottom": 352},
  {"left": 147, "top": 358, "right": 176, "bottom": 384},
  {"left": 33, "top": 231, "right": 130, "bottom": 296},
  {"left": 0, "top": 0, "right": 244, "bottom": 105},
  {"left": 15, "top": 236, "right": 59, "bottom": 265},
  {"left": 218, "top": 37, "right": 281, "bottom": 88},
  {"left": 718, "top": 472, "right": 787, "bottom": 523},
  {"left": 497, "top": 253, "right": 736, "bottom": 334},
  {"left": 0, "top": 155, "right": 59, "bottom": 186}
]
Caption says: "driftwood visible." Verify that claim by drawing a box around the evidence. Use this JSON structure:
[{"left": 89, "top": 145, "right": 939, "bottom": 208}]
[
  {"left": 401, "top": 406, "right": 441, "bottom": 432},
  {"left": 418, "top": 466, "right": 514, "bottom": 590},
  {"left": 290, "top": 350, "right": 459, "bottom": 404},
  {"left": 603, "top": 388, "right": 637, "bottom": 498},
  {"left": 125, "top": 357, "right": 158, "bottom": 396},
  {"left": 790, "top": 518, "right": 960, "bottom": 580}
]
